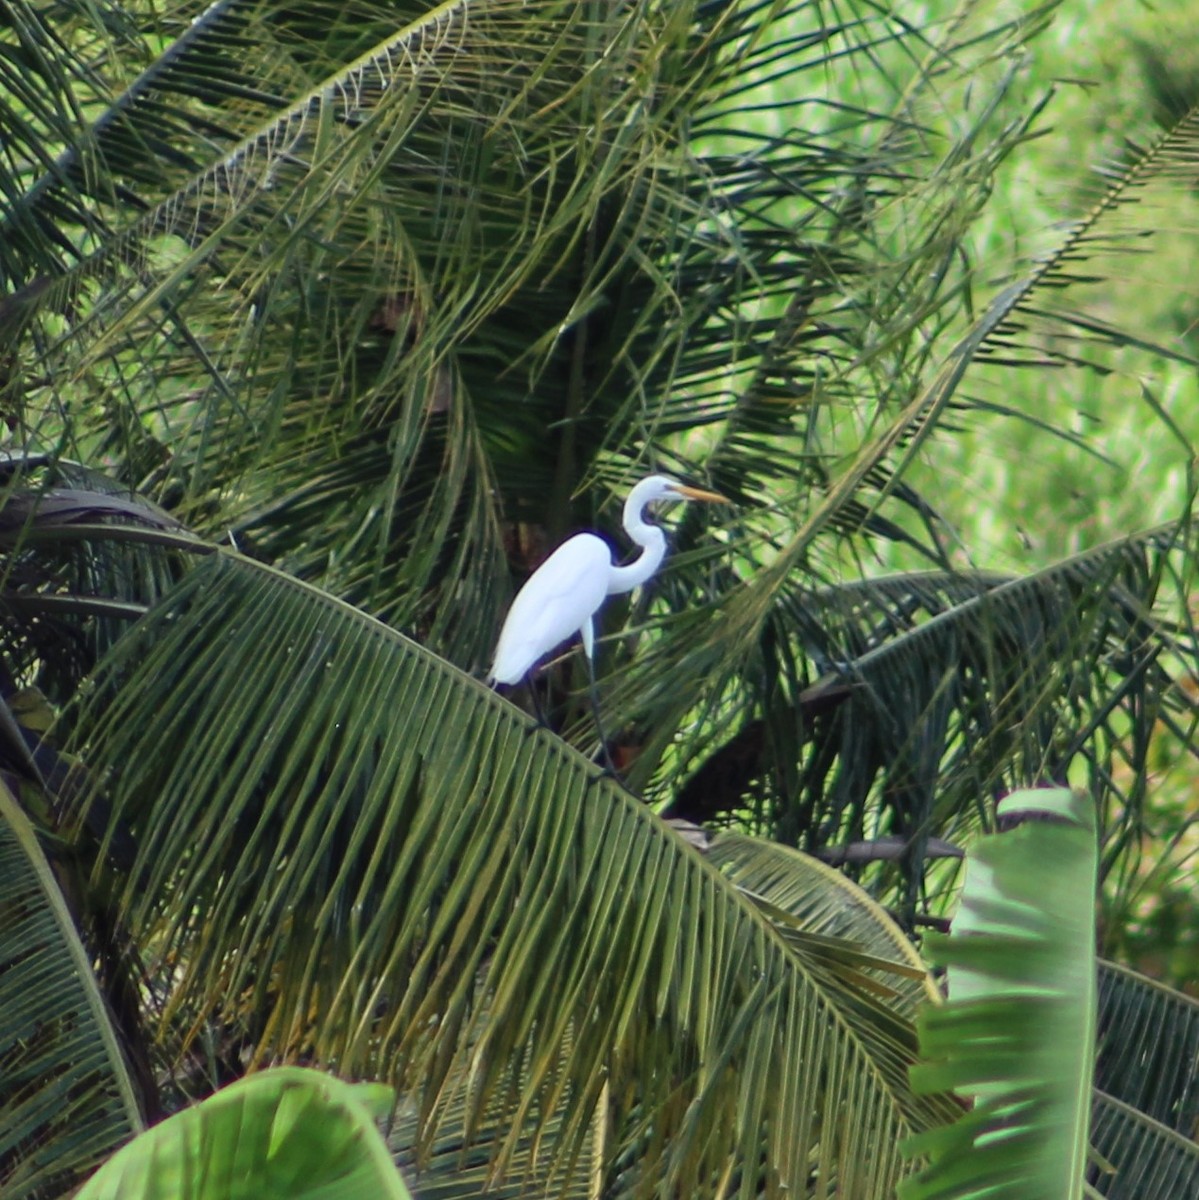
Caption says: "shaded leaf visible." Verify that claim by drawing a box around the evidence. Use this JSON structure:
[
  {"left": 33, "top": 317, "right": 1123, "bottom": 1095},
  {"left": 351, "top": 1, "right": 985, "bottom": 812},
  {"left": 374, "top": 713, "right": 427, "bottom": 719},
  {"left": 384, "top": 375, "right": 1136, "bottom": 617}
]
[
  {"left": 1090, "top": 1088, "right": 1199, "bottom": 1200},
  {"left": 0, "top": 780, "right": 142, "bottom": 1200},
  {"left": 1095, "top": 959, "right": 1199, "bottom": 1138}
]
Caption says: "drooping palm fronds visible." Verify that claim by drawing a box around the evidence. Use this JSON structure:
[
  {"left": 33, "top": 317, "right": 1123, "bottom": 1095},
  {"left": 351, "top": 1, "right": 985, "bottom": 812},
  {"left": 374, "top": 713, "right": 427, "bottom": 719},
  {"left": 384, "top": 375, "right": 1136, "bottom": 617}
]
[
  {"left": 0, "top": 782, "right": 142, "bottom": 1200},
  {"left": 2, "top": 0, "right": 1198, "bottom": 1193},
  {"left": 68, "top": 547, "right": 956, "bottom": 1197},
  {"left": 595, "top": 245, "right": 1148, "bottom": 764},
  {"left": 388, "top": 1051, "right": 599, "bottom": 1199},
  {"left": 0, "top": 0, "right": 1063, "bottom": 673},
  {"left": 1090, "top": 1090, "right": 1199, "bottom": 1200},
  {"left": 577, "top": 82, "right": 1199, "bottom": 886},
  {"left": 1094, "top": 960, "right": 1199, "bottom": 1138},
  {"left": 705, "top": 831, "right": 939, "bottom": 1019},
  {"left": 606, "top": 519, "right": 1198, "bottom": 925},
  {"left": 0, "top": 458, "right": 193, "bottom": 695}
]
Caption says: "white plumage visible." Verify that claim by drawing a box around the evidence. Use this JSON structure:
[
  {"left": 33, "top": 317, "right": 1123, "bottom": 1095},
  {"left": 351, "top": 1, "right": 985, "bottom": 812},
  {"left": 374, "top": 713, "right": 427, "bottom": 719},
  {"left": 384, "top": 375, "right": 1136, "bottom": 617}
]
[
  {"left": 489, "top": 534, "right": 611, "bottom": 684},
  {"left": 488, "top": 474, "right": 726, "bottom": 686}
]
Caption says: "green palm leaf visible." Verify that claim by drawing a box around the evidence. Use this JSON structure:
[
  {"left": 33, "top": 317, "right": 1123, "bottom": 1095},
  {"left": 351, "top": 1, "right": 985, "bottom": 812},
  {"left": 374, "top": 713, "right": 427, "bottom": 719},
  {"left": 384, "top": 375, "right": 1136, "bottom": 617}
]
[
  {"left": 388, "top": 1058, "right": 599, "bottom": 1198},
  {"left": 706, "top": 831, "right": 938, "bottom": 1020},
  {"left": 1095, "top": 960, "right": 1199, "bottom": 1137},
  {"left": 70, "top": 548, "right": 956, "bottom": 1196},
  {"left": 1090, "top": 1089, "right": 1199, "bottom": 1200},
  {"left": 0, "top": 779, "right": 142, "bottom": 1200},
  {"left": 2, "top": 0, "right": 1064, "bottom": 671},
  {"left": 978, "top": 104, "right": 1199, "bottom": 374},
  {"left": 612, "top": 523, "right": 1196, "bottom": 921}
]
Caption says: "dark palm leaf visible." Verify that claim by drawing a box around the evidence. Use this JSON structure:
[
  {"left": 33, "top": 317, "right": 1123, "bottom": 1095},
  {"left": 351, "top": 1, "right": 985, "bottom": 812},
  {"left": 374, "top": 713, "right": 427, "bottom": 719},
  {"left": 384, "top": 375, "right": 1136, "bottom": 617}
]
[
  {"left": 1094, "top": 960, "right": 1199, "bottom": 1137},
  {"left": 705, "top": 831, "right": 938, "bottom": 1021},
  {"left": 0, "top": 781, "right": 142, "bottom": 1200},
  {"left": 1090, "top": 1090, "right": 1199, "bottom": 1200},
  {"left": 606, "top": 523, "right": 1198, "bottom": 928},
  {"left": 0, "top": 458, "right": 193, "bottom": 704}
]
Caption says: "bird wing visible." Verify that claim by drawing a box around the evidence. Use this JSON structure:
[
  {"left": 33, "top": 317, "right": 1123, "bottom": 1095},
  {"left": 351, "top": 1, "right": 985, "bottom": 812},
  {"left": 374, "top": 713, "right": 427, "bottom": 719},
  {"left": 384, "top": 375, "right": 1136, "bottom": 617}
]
[{"left": 489, "top": 533, "right": 613, "bottom": 684}]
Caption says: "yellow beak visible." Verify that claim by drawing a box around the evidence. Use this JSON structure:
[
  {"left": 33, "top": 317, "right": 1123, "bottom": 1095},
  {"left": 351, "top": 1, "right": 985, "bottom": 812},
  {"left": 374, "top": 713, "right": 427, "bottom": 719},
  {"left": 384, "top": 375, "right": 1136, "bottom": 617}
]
[{"left": 672, "top": 484, "right": 729, "bottom": 503}]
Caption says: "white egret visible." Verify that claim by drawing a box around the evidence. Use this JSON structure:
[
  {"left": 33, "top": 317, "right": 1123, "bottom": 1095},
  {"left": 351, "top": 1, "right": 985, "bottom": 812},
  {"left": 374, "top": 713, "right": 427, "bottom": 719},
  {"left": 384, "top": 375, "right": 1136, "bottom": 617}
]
[{"left": 489, "top": 474, "right": 727, "bottom": 764}]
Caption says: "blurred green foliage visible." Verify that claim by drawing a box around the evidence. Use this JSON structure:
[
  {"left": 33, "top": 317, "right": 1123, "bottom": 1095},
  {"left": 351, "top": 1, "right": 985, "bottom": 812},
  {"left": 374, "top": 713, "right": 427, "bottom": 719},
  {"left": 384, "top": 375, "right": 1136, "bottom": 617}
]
[
  {"left": 922, "top": 0, "right": 1199, "bottom": 990},
  {"left": 918, "top": 0, "right": 1199, "bottom": 570},
  {"left": 717, "top": 0, "right": 1199, "bottom": 990}
]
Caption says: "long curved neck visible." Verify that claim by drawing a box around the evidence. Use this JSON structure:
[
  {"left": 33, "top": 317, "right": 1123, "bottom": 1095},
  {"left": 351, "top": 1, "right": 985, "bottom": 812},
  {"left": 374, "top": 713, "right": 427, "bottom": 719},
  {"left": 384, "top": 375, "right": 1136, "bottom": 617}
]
[{"left": 606, "top": 483, "right": 668, "bottom": 596}]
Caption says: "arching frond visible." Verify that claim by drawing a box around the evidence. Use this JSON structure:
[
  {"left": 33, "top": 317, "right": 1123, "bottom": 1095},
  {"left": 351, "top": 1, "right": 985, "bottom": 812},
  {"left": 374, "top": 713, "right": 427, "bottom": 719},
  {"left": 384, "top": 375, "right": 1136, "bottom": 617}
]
[
  {"left": 70, "top": 549, "right": 956, "bottom": 1196},
  {"left": 1090, "top": 1090, "right": 1199, "bottom": 1200},
  {"left": 2, "top": 0, "right": 1070, "bottom": 673},
  {"left": 1095, "top": 960, "right": 1199, "bottom": 1137},
  {"left": 389, "top": 1059, "right": 599, "bottom": 1199},
  {"left": 608, "top": 522, "right": 1198, "bottom": 922},
  {"left": 706, "top": 831, "right": 938, "bottom": 1019},
  {"left": 0, "top": 458, "right": 195, "bottom": 701}
]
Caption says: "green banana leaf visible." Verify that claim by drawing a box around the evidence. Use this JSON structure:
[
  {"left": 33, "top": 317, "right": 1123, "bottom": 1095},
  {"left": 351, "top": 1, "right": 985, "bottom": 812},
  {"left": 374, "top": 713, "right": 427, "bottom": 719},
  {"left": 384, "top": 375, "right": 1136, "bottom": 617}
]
[
  {"left": 900, "top": 787, "right": 1098, "bottom": 1200},
  {"left": 74, "top": 1067, "right": 409, "bottom": 1200}
]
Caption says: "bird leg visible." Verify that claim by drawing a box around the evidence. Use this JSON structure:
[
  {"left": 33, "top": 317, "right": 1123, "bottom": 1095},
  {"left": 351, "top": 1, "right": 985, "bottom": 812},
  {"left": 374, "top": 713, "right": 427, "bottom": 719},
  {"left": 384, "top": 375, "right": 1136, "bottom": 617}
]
[
  {"left": 527, "top": 675, "right": 550, "bottom": 728},
  {"left": 585, "top": 660, "right": 621, "bottom": 777},
  {"left": 581, "top": 619, "right": 620, "bottom": 777}
]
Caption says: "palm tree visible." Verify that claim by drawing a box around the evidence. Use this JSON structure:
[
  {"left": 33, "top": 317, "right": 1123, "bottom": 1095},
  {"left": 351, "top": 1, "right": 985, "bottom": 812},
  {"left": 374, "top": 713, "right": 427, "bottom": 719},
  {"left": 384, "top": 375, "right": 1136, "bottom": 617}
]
[{"left": 1, "top": 0, "right": 1197, "bottom": 1195}]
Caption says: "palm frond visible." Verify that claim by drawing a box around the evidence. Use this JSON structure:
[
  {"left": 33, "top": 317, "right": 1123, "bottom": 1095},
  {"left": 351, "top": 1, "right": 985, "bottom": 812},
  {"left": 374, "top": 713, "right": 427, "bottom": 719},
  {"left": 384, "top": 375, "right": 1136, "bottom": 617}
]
[
  {"left": 0, "top": 0, "right": 296, "bottom": 285},
  {"left": 389, "top": 1060, "right": 598, "bottom": 1199},
  {"left": 645, "top": 95, "right": 1199, "bottom": 732},
  {"left": 599, "top": 269, "right": 1096, "bottom": 781},
  {"left": 70, "top": 548, "right": 956, "bottom": 1196},
  {"left": 1095, "top": 960, "right": 1199, "bottom": 1137},
  {"left": 670, "top": 3, "right": 1057, "bottom": 519},
  {"left": 3, "top": 0, "right": 1080, "bottom": 673},
  {"left": 606, "top": 522, "right": 1197, "bottom": 924},
  {"left": 0, "top": 780, "right": 142, "bottom": 1200},
  {"left": 978, "top": 104, "right": 1199, "bottom": 372},
  {"left": 706, "top": 831, "right": 937, "bottom": 1020},
  {"left": 0, "top": 458, "right": 194, "bottom": 704},
  {"left": 1090, "top": 1089, "right": 1199, "bottom": 1200}
]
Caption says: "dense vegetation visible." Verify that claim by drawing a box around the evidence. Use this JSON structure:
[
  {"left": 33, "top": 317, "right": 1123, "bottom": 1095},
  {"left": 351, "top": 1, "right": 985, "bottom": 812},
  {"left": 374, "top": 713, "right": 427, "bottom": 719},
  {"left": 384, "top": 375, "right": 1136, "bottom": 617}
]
[{"left": 1, "top": 0, "right": 1196, "bottom": 1195}]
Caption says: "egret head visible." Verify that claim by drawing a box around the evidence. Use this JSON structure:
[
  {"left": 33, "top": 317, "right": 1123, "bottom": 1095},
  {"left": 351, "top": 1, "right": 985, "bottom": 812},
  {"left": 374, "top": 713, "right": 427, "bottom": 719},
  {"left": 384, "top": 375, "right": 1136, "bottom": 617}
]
[{"left": 634, "top": 474, "right": 728, "bottom": 508}]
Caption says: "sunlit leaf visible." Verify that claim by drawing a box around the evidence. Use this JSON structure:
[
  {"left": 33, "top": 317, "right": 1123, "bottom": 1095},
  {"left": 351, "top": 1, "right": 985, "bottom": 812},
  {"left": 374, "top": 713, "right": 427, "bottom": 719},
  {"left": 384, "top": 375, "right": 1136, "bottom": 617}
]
[
  {"left": 74, "top": 1067, "right": 409, "bottom": 1200},
  {"left": 900, "top": 787, "right": 1098, "bottom": 1200}
]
